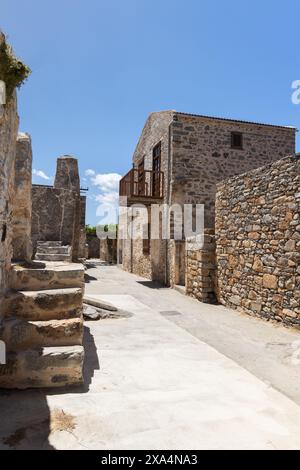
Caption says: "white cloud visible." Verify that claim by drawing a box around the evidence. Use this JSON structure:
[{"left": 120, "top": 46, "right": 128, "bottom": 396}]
[
  {"left": 85, "top": 169, "right": 96, "bottom": 177},
  {"left": 85, "top": 172, "right": 122, "bottom": 224},
  {"left": 95, "top": 191, "right": 119, "bottom": 206},
  {"left": 90, "top": 173, "right": 121, "bottom": 193},
  {"left": 32, "top": 169, "right": 50, "bottom": 180}
]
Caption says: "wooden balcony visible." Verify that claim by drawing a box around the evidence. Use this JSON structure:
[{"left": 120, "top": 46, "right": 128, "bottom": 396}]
[{"left": 119, "top": 169, "right": 164, "bottom": 204}]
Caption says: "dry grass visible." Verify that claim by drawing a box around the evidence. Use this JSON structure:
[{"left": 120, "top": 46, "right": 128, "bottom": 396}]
[{"left": 50, "top": 409, "right": 76, "bottom": 433}]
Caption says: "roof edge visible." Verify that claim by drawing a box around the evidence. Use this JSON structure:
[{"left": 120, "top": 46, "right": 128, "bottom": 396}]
[{"left": 174, "top": 111, "right": 297, "bottom": 131}]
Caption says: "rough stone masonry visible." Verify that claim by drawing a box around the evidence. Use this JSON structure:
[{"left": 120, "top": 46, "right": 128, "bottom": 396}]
[
  {"left": 12, "top": 132, "right": 33, "bottom": 261},
  {"left": 32, "top": 156, "right": 87, "bottom": 261},
  {"left": 0, "top": 92, "right": 18, "bottom": 299},
  {"left": 215, "top": 155, "right": 300, "bottom": 327}
]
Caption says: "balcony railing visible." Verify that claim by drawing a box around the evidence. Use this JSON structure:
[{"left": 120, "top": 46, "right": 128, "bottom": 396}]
[{"left": 119, "top": 169, "right": 164, "bottom": 200}]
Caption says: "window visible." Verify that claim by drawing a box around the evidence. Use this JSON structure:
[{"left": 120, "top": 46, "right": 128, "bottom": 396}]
[
  {"left": 231, "top": 132, "right": 243, "bottom": 149},
  {"left": 138, "top": 157, "right": 145, "bottom": 196},
  {"left": 143, "top": 223, "right": 151, "bottom": 255},
  {"left": 152, "top": 142, "right": 161, "bottom": 197}
]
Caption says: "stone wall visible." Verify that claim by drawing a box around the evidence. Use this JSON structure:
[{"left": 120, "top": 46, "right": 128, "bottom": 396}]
[
  {"left": 100, "top": 237, "right": 117, "bottom": 264},
  {"left": 31, "top": 185, "right": 78, "bottom": 255},
  {"left": 31, "top": 157, "right": 86, "bottom": 261},
  {"left": 87, "top": 234, "right": 100, "bottom": 259},
  {"left": 12, "top": 133, "right": 32, "bottom": 261},
  {"left": 54, "top": 157, "right": 81, "bottom": 261},
  {"left": 186, "top": 230, "right": 216, "bottom": 303},
  {"left": 78, "top": 195, "right": 87, "bottom": 260},
  {"left": 215, "top": 155, "right": 300, "bottom": 327},
  {"left": 0, "top": 94, "right": 19, "bottom": 298},
  {"left": 54, "top": 157, "right": 80, "bottom": 192}
]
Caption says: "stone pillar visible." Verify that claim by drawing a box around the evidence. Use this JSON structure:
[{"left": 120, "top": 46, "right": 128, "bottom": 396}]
[
  {"left": 186, "top": 229, "right": 217, "bottom": 303},
  {"left": 78, "top": 195, "right": 87, "bottom": 260},
  {"left": 54, "top": 156, "right": 81, "bottom": 261},
  {"left": 54, "top": 156, "right": 80, "bottom": 192},
  {"left": 0, "top": 94, "right": 19, "bottom": 298},
  {"left": 12, "top": 132, "right": 33, "bottom": 261}
]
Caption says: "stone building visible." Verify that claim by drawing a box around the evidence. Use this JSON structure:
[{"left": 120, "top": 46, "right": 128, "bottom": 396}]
[
  {"left": 31, "top": 156, "right": 87, "bottom": 262},
  {"left": 119, "top": 110, "right": 296, "bottom": 289}
]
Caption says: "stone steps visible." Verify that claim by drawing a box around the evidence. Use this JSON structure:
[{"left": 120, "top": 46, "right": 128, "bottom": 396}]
[
  {"left": 1, "top": 317, "right": 83, "bottom": 351},
  {"left": 35, "top": 252, "right": 72, "bottom": 262},
  {"left": 0, "top": 346, "right": 84, "bottom": 389},
  {"left": 37, "top": 241, "right": 62, "bottom": 248},
  {"left": 4, "top": 287, "right": 83, "bottom": 321},
  {"left": 35, "top": 241, "right": 72, "bottom": 262},
  {"left": 10, "top": 262, "right": 85, "bottom": 291},
  {"left": 1, "top": 261, "right": 85, "bottom": 389},
  {"left": 37, "top": 246, "right": 71, "bottom": 255}
]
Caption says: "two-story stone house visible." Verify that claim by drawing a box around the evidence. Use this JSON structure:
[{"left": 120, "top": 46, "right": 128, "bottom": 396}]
[{"left": 118, "top": 110, "right": 296, "bottom": 288}]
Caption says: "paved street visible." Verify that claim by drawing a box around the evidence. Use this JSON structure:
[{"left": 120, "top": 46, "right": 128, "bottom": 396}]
[{"left": 1, "top": 262, "right": 300, "bottom": 450}]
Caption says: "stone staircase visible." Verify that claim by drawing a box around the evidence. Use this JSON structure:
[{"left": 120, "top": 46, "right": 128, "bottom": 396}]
[
  {"left": 0, "top": 261, "right": 85, "bottom": 389},
  {"left": 35, "top": 241, "right": 72, "bottom": 262}
]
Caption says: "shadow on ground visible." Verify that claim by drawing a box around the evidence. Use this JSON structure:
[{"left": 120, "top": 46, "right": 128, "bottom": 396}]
[
  {"left": 0, "top": 326, "right": 99, "bottom": 450},
  {"left": 84, "top": 273, "right": 98, "bottom": 283},
  {"left": 137, "top": 280, "right": 165, "bottom": 289}
]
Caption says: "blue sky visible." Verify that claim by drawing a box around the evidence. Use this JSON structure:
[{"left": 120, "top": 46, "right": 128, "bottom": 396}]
[{"left": 1, "top": 0, "right": 300, "bottom": 224}]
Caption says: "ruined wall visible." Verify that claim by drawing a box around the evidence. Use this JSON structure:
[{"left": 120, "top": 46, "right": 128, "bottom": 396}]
[
  {"left": 54, "top": 156, "right": 80, "bottom": 192},
  {"left": 54, "top": 157, "right": 81, "bottom": 261},
  {"left": 31, "top": 157, "right": 86, "bottom": 261},
  {"left": 87, "top": 234, "right": 100, "bottom": 258},
  {"left": 215, "top": 155, "right": 300, "bottom": 327},
  {"left": 31, "top": 186, "right": 78, "bottom": 253},
  {"left": 0, "top": 95, "right": 19, "bottom": 298},
  {"left": 171, "top": 113, "right": 296, "bottom": 227},
  {"left": 186, "top": 230, "right": 216, "bottom": 303},
  {"left": 12, "top": 133, "right": 32, "bottom": 261}
]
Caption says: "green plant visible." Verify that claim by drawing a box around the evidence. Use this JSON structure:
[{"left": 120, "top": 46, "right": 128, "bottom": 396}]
[
  {"left": 85, "top": 224, "right": 118, "bottom": 236},
  {"left": 85, "top": 225, "right": 97, "bottom": 235},
  {"left": 0, "top": 33, "right": 31, "bottom": 101}
]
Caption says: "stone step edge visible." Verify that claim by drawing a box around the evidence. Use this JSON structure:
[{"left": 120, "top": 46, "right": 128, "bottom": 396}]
[
  {"left": 0, "top": 345, "right": 84, "bottom": 389},
  {"left": 1, "top": 317, "right": 83, "bottom": 351}
]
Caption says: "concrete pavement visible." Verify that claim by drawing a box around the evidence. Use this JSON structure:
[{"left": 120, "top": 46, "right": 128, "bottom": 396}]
[{"left": 1, "top": 262, "right": 300, "bottom": 449}]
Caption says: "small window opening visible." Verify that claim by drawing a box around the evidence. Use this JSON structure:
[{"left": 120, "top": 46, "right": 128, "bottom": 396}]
[{"left": 231, "top": 132, "right": 243, "bottom": 149}]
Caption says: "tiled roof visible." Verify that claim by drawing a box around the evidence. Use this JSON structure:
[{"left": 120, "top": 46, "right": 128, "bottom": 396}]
[{"left": 175, "top": 111, "right": 297, "bottom": 131}]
